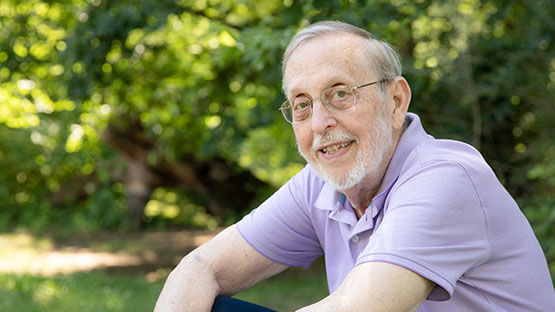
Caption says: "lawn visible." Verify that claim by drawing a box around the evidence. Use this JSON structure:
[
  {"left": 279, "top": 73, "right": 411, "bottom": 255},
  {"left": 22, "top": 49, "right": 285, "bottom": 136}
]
[
  {"left": 235, "top": 260, "right": 328, "bottom": 311},
  {"left": 0, "top": 272, "right": 164, "bottom": 311},
  {"left": 0, "top": 230, "right": 328, "bottom": 311},
  {"left": 0, "top": 265, "right": 328, "bottom": 311}
]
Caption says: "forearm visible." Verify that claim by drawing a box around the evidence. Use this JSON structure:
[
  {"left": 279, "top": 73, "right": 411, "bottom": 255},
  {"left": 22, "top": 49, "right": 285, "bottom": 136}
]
[
  {"left": 154, "top": 225, "right": 287, "bottom": 311},
  {"left": 154, "top": 256, "right": 220, "bottom": 312},
  {"left": 297, "top": 262, "right": 433, "bottom": 312}
]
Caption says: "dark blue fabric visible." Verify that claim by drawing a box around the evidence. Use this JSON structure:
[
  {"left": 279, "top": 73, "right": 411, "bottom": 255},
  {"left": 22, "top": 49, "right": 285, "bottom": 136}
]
[{"left": 211, "top": 296, "right": 277, "bottom": 312}]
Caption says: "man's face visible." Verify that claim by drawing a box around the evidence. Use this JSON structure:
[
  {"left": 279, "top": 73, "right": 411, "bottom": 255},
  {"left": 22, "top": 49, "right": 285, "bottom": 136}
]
[{"left": 284, "top": 33, "right": 394, "bottom": 192}]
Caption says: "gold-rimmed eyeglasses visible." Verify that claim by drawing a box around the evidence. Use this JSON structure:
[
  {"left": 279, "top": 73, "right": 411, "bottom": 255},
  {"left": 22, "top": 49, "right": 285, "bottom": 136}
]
[{"left": 279, "top": 79, "right": 389, "bottom": 124}]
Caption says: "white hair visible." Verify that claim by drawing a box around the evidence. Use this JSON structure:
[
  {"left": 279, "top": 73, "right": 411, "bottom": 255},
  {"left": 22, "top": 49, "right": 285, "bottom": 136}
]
[{"left": 282, "top": 20, "right": 402, "bottom": 98}]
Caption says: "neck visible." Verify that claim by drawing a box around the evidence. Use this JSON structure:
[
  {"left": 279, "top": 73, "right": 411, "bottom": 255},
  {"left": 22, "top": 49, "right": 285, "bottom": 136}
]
[{"left": 343, "top": 171, "right": 382, "bottom": 215}]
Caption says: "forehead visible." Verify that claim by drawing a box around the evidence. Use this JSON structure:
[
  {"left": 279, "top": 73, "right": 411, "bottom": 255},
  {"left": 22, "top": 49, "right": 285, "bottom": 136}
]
[{"left": 284, "top": 33, "right": 370, "bottom": 95}]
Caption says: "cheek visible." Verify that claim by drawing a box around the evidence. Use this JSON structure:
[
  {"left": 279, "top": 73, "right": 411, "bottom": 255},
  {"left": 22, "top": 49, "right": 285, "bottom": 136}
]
[{"left": 293, "top": 127, "right": 313, "bottom": 153}]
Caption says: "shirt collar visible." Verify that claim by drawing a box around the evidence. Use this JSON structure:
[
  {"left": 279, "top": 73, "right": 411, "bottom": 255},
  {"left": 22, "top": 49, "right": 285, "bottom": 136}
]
[{"left": 314, "top": 182, "right": 342, "bottom": 211}]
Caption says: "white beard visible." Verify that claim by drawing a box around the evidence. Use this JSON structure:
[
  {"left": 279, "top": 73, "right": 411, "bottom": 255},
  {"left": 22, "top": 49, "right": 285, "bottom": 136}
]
[{"left": 298, "top": 111, "right": 393, "bottom": 192}]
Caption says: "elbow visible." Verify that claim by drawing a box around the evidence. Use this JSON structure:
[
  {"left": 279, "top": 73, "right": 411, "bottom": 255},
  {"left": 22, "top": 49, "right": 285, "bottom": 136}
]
[
  {"left": 170, "top": 252, "right": 222, "bottom": 294},
  {"left": 154, "top": 250, "right": 223, "bottom": 312}
]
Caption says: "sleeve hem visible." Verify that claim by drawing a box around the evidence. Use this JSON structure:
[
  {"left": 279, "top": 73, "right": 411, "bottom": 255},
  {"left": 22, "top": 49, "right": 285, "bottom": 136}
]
[
  {"left": 356, "top": 252, "right": 455, "bottom": 301},
  {"left": 236, "top": 220, "right": 310, "bottom": 268}
]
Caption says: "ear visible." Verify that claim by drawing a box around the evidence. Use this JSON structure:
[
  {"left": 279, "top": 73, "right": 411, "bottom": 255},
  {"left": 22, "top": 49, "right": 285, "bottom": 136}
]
[{"left": 388, "top": 76, "right": 411, "bottom": 131}]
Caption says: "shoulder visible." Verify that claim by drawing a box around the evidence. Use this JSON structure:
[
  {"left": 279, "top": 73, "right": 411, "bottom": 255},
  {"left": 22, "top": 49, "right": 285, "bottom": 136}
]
[
  {"left": 386, "top": 139, "right": 495, "bottom": 225},
  {"left": 401, "top": 139, "right": 494, "bottom": 184},
  {"left": 412, "top": 139, "right": 485, "bottom": 166}
]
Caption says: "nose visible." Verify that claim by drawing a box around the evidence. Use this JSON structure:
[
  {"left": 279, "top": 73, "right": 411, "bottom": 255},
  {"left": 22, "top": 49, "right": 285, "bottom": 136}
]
[{"left": 311, "top": 99, "right": 337, "bottom": 135}]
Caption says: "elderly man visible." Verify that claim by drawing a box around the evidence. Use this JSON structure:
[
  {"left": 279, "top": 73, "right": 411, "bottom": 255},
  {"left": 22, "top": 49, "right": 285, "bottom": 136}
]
[{"left": 155, "top": 21, "right": 555, "bottom": 311}]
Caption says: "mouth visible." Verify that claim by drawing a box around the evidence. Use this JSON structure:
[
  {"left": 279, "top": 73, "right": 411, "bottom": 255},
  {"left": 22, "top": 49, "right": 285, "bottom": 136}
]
[{"left": 319, "top": 140, "right": 354, "bottom": 155}]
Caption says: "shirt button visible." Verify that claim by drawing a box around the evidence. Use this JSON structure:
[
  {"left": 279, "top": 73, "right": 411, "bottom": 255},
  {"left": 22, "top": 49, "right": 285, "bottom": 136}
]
[{"left": 352, "top": 235, "right": 359, "bottom": 243}]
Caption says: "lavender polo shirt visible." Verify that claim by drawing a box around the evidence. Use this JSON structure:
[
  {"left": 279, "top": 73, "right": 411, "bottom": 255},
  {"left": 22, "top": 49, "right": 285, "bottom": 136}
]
[{"left": 237, "top": 113, "right": 555, "bottom": 311}]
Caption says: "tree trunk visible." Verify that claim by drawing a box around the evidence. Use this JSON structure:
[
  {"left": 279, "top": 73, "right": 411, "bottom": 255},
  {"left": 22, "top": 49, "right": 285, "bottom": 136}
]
[
  {"left": 124, "top": 159, "right": 156, "bottom": 230},
  {"left": 103, "top": 118, "right": 270, "bottom": 228}
]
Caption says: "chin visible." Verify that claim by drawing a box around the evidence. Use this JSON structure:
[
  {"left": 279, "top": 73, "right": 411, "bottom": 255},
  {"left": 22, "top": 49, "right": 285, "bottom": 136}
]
[
  {"left": 298, "top": 113, "right": 394, "bottom": 192},
  {"left": 299, "top": 146, "right": 373, "bottom": 192},
  {"left": 312, "top": 162, "right": 368, "bottom": 192}
]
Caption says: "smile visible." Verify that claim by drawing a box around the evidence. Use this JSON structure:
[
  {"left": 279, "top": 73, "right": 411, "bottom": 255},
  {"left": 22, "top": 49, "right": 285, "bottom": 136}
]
[{"left": 320, "top": 141, "right": 353, "bottom": 155}]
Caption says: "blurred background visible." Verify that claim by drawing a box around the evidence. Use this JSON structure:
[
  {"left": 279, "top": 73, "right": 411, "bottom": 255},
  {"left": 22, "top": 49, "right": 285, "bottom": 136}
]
[{"left": 1, "top": 0, "right": 553, "bottom": 310}]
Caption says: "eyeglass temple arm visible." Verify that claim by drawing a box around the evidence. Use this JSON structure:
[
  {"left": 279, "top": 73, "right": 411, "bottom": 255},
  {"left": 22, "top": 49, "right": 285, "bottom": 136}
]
[{"left": 353, "top": 78, "right": 391, "bottom": 90}]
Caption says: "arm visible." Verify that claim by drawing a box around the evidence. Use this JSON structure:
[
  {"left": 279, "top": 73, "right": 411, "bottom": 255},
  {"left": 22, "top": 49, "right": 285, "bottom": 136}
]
[
  {"left": 296, "top": 261, "right": 435, "bottom": 312},
  {"left": 154, "top": 224, "right": 288, "bottom": 312}
]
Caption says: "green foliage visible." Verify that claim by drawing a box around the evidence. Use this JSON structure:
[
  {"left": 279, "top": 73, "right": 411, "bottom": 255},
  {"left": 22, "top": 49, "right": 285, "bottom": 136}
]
[
  {"left": 144, "top": 187, "right": 218, "bottom": 229},
  {"left": 522, "top": 197, "right": 555, "bottom": 278},
  {"left": 0, "top": 0, "right": 553, "bottom": 264}
]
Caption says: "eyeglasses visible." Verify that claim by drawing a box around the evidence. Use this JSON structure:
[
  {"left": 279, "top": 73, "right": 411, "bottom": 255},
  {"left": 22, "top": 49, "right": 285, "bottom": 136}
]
[{"left": 279, "top": 79, "right": 389, "bottom": 124}]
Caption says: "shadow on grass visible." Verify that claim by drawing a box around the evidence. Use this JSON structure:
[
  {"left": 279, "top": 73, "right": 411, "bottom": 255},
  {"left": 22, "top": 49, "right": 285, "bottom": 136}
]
[{"left": 0, "top": 228, "right": 219, "bottom": 276}]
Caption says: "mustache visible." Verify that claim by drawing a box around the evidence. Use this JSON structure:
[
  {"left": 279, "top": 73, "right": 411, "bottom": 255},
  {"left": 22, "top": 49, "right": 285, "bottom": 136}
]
[{"left": 311, "top": 131, "right": 356, "bottom": 152}]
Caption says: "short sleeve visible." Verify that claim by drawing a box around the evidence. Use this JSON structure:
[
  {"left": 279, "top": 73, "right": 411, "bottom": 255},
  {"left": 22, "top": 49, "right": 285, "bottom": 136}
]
[
  {"left": 237, "top": 166, "right": 324, "bottom": 268},
  {"left": 357, "top": 160, "right": 490, "bottom": 300}
]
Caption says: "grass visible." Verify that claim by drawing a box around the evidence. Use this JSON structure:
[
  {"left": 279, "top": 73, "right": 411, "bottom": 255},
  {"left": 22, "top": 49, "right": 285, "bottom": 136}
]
[
  {"left": 0, "top": 230, "right": 329, "bottom": 311},
  {"left": 0, "top": 272, "right": 164, "bottom": 312},
  {"left": 234, "top": 261, "right": 329, "bottom": 311},
  {"left": 0, "top": 263, "right": 328, "bottom": 312}
]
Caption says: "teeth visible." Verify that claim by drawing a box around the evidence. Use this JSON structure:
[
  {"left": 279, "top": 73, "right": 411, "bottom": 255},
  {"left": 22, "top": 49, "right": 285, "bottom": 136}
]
[{"left": 322, "top": 142, "right": 350, "bottom": 154}]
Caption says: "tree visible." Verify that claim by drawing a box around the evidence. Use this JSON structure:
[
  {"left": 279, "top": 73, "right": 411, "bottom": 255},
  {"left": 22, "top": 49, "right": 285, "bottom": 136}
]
[{"left": 1, "top": 1, "right": 553, "bottom": 271}]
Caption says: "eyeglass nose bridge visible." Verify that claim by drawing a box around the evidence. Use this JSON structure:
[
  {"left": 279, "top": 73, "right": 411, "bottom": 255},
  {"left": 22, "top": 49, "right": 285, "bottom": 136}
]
[
  {"left": 293, "top": 95, "right": 335, "bottom": 124},
  {"left": 308, "top": 99, "right": 343, "bottom": 131},
  {"left": 310, "top": 95, "right": 338, "bottom": 120}
]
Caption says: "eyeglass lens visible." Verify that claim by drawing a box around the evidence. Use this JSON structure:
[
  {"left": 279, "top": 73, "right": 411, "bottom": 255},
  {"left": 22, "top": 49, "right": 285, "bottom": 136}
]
[{"left": 284, "top": 86, "right": 356, "bottom": 122}]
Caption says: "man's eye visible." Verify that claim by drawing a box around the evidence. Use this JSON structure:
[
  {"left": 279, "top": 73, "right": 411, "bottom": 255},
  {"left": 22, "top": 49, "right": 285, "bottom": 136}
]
[
  {"left": 294, "top": 101, "right": 309, "bottom": 111},
  {"left": 332, "top": 90, "right": 348, "bottom": 99}
]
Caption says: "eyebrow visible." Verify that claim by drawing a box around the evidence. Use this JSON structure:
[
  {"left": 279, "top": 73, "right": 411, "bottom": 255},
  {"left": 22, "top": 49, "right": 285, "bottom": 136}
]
[{"left": 288, "top": 77, "right": 351, "bottom": 99}]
